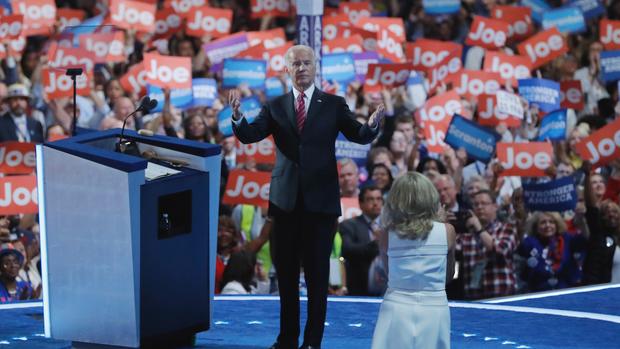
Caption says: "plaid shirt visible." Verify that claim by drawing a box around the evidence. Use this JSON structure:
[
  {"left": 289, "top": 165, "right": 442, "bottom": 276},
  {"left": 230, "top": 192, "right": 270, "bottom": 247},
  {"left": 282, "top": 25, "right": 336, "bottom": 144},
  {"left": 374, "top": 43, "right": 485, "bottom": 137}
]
[{"left": 458, "top": 220, "right": 517, "bottom": 300}]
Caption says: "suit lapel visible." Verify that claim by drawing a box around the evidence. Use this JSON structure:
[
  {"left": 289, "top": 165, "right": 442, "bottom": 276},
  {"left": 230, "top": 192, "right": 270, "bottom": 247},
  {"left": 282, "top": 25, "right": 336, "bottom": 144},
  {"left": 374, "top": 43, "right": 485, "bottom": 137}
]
[
  {"left": 303, "top": 89, "right": 323, "bottom": 133},
  {"left": 281, "top": 91, "right": 299, "bottom": 136}
]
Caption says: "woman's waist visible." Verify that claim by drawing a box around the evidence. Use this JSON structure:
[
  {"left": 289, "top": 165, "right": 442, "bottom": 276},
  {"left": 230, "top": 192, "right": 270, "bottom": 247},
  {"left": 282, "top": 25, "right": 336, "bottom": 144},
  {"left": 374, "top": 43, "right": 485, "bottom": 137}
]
[{"left": 382, "top": 287, "right": 448, "bottom": 305}]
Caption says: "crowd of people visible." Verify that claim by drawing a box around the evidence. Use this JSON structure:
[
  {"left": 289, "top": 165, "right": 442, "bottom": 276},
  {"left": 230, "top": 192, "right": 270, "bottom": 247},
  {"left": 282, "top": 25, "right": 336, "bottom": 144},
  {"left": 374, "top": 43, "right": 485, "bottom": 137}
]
[{"left": 2, "top": 0, "right": 620, "bottom": 306}]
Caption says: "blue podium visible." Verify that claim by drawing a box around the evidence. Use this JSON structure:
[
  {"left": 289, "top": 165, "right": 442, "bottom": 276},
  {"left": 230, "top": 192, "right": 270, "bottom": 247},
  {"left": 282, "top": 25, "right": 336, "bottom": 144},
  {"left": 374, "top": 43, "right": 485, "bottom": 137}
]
[{"left": 36, "top": 129, "right": 221, "bottom": 348}]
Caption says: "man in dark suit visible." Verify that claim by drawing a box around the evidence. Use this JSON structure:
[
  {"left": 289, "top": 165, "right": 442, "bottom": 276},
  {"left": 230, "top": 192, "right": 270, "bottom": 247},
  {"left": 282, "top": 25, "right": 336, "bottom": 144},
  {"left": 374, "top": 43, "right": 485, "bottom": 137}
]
[
  {"left": 0, "top": 84, "right": 44, "bottom": 144},
  {"left": 229, "top": 45, "right": 384, "bottom": 349},
  {"left": 340, "top": 185, "right": 383, "bottom": 296}
]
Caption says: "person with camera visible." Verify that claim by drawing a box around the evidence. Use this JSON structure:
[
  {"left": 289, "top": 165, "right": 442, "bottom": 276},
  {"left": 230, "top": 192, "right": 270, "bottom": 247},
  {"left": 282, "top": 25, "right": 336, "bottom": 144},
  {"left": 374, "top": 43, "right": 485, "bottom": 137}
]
[
  {"left": 460, "top": 190, "right": 518, "bottom": 299},
  {"left": 433, "top": 174, "right": 466, "bottom": 300}
]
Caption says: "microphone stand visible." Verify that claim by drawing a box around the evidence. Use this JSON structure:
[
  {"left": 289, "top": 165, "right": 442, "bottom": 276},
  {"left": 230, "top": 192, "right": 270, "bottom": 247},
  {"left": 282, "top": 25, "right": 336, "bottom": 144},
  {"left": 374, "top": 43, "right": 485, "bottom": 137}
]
[
  {"left": 116, "top": 96, "right": 156, "bottom": 154},
  {"left": 65, "top": 68, "right": 83, "bottom": 136}
]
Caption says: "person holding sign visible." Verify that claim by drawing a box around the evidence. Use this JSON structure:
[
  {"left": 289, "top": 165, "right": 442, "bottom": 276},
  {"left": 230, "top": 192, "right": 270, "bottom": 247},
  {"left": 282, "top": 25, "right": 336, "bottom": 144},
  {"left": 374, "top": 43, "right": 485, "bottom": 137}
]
[{"left": 229, "top": 45, "right": 384, "bottom": 349}]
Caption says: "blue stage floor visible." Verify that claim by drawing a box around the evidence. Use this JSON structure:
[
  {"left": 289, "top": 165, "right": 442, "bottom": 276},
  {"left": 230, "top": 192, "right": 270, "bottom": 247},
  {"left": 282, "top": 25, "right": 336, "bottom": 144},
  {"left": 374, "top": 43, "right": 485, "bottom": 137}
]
[{"left": 1, "top": 284, "right": 619, "bottom": 348}]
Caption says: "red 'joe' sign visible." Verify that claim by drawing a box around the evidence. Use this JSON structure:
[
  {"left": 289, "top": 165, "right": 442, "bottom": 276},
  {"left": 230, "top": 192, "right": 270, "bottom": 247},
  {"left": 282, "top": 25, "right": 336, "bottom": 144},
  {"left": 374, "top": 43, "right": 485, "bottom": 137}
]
[
  {"left": 466, "top": 15, "right": 510, "bottom": 49},
  {"left": 477, "top": 94, "right": 522, "bottom": 128},
  {"left": 364, "top": 63, "right": 410, "bottom": 93},
  {"left": 14, "top": 0, "right": 56, "bottom": 37},
  {"left": 600, "top": 19, "right": 620, "bottom": 50},
  {"left": 223, "top": 169, "right": 270, "bottom": 208},
  {"left": 236, "top": 136, "right": 276, "bottom": 165},
  {"left": 185, "top": 6, "right": 233, "bottom": 38},
  {"left": 42, "top": 67, "right": 90, "bottom": 100},
  {"left": 0, "top": 175, "right": 38, "bottom": 215},
  {"left": 143, "top": 53, "right": 192, "bottom": 89},
  {"left": 491, "top": 5, "right": 534, "bottom": 42},
  {"left": 109, "top": 0, "right": 156, "bottom": 33},
  {"left": 560, "top": 80, "right": 584, "bottom": 111},
  {"left": 0, "top": 142, "right": 36, "bottom": 175},
  {"left": 576, "top": 117, "right": 620, "bottom": 167},
  {"left": 483, "top": 51, "right": 531, "bottom": 87},
  {"left": 517, "top": 27, "right": 568, "bottom": 69},
  {"left": 497, "top": 142, "right": 553, "bottom": 177}
]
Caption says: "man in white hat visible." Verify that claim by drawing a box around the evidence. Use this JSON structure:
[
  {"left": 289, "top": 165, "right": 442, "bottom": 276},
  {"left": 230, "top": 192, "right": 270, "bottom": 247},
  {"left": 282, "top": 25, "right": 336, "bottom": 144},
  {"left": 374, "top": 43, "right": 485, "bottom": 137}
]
[{"left": 0, "top": 84, "right": 44, "bottom": 143}]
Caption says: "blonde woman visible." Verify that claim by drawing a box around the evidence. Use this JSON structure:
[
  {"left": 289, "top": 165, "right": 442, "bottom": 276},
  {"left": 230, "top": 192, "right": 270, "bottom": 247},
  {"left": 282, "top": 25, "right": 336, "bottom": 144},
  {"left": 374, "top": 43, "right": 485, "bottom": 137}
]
[{"left": 371, "top": 172, "right": 455, "bottom": 349}]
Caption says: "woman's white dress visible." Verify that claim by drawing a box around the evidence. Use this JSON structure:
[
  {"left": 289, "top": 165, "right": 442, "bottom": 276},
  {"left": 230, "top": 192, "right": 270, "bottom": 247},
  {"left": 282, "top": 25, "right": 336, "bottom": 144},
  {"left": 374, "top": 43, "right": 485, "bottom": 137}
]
[{"left": 371, "top": 221, "right": 450, "bottom": 349}]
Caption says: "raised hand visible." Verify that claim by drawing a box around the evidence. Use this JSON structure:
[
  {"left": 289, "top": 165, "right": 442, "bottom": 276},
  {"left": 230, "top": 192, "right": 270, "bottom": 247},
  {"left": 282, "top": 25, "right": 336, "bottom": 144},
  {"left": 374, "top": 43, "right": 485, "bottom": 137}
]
[
  {"left": 368, "top": 103, "right": 385, "bottom": 128},
  {"left": 228, "top": 89, "right": 242, "bottom": 121}
]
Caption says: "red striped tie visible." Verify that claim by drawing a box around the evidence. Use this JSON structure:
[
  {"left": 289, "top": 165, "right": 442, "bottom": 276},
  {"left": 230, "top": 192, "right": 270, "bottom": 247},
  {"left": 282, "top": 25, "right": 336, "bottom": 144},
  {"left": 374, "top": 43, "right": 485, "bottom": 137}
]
[{"left": 296, "top": 91, "right": 306, "bottom": 132}]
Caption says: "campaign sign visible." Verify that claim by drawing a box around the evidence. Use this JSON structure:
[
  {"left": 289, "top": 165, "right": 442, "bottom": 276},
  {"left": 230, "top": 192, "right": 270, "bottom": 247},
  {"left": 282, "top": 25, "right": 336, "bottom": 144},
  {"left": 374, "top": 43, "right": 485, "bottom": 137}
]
[
  {"left": 542, "top": 7, "right": 585, "bottom": 34},
  {"left": 600, "top": 19, "right": 620, "bottom": 50},
  {"left": 120, "top": 62, "right": 148, "bottom": 96},
  {"left": 483, "top": 51, "right": 532, "bottom": 87},
  {"left": 203, "top": 32, "right": 250, "bottom": 65},
  {"left": 477, "top": 94, "right": 521, "bottom": 128},
  {"left": 600, "top": 50, "right": 620, "bottom": 83},
  {"left": 518, "top": 78, "right": 561, "bottom": 113},
  {"left": 364, "top": 63, "right": 410, "bottom": 92},
  {"left": 247, "top": 28, "right": 286, "bottom": 49},
  {"left": 223, "top": 169, "right": 270, "bottom": 209},
  {"left": 109, "top": 0, "right": 155, "bottom": 33},
  {"left": 575, "top": 117, "right": 620, "bottom": 167},
  {"left": 323, "top": 35, "right": 364, "bottom": 54},
  {"left": 417, "top": 90, "right": 462, "bottom": 154},
  {"left": 265, "top": 77, "right": 286, "bottom": 100},
  {"left": 521, "top": 0, "right": 551, "bottom": 24},
  {"left": 353, "top": 51, "right": 379, "bottom": 83},
  {"left": 0, "top": 175, "right": 37, "bottom": 215},
  {"left": 491, "top": 6, "right": 534, "bottom": 42},
  {"left": 425, "top": 48, "right": 462, "bottom": 94},
  {"left": 236, "top": 136, "right": 276, "bottom": 165},
  {"left": 147, "top": 84, "right": 193, "bottom": 113},
  {"left": 466, "top": 16, "right": 510, "bottom": 50},
  {"left": 570, "top": 0, "right": 605, "bottom": 20},
  {"left": 498, "top": 142, "right": 554, "bottom": 177},
  {"left": 222, "top": 58, "right": 266, "bottom": 90},
  {"left": 517, "top": 27, "right": 568, "bottom": 69},
  {"left": 444, "top": 114, "right": 500, "bottom": 163},
  {"left": 407, "top": 39, "right": 463, "bottom": 72},
  {"left": 335, "top": 132, "right": 371, "bottom": 167},
  {"left": 144, "top": 54, "right": 192, "bottom": 89},
  {"left": 191, "top": 78, "right": 217, "bottom": 107},
  {"left": 338, "top": 1, "right": 371, "bottom": 24},
  {"left": 153, "top": 8, "right": 182, "bottom": 39},
  {"left": 185, "top": 6, "right": 233, "bottom": 38},
  {"left": 14, "top": 0, "right": 56, "bottom": 37},
  {"left": 422, "top": 0, "right": 460, "bottom": 15},
  {"left": 560, "top": 80, "right": 584, "bottom": 110},
  {"left": 322, "top": 53, "right": 356, "bottom": 85},
  {"left": 0, "top": 15, "right": 23, "bottom": 41},
  {"left": 496, "top": 90, "right": 524, "bottom": 119},
  {"left": 42, "top": 67, "right": 90, "bottom": 100},
  {"left": 340, "top": 197, "right": 361, "bottom": 223},
  {"left": 447, "top": 70, "right": 502, "bottom": 100},
  {"left": 57, "top": 8, "right": 85, "bottom": 31},
  {"left": 218, "top": 96, "right": 261, "bottom": 137},
  {"left": 523, "top": 176, "right": 577, "bottom": 211},
  {"left": 538, "top": 109, "right": 567, "bottom": 141},
  {"left": 0, "top": 142, "right": 35, "bottom": 175}
]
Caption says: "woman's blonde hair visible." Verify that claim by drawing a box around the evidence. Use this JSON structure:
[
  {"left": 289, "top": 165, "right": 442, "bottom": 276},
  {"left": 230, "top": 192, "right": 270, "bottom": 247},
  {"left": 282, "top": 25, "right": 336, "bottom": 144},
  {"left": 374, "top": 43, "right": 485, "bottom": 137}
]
[
  {"left": 381, "top": 171, "right": 440, "bottom": 240},
  {"left": 526, "top": 211, "right": 566, "bottom": 238}
]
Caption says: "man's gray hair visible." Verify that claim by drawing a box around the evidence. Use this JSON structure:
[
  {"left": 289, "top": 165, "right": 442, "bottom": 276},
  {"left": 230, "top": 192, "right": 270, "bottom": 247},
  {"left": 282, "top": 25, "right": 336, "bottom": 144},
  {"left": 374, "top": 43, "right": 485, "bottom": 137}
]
[{"left": 284, "top": 45, "right": 315, "bottom": 67}]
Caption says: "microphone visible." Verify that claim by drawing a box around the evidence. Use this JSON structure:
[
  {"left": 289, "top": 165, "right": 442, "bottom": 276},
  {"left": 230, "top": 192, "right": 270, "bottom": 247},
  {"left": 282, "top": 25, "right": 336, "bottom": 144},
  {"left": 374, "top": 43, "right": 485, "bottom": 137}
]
[{"left": 116, "top": 96, "right": 159, "bottom": 154}]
